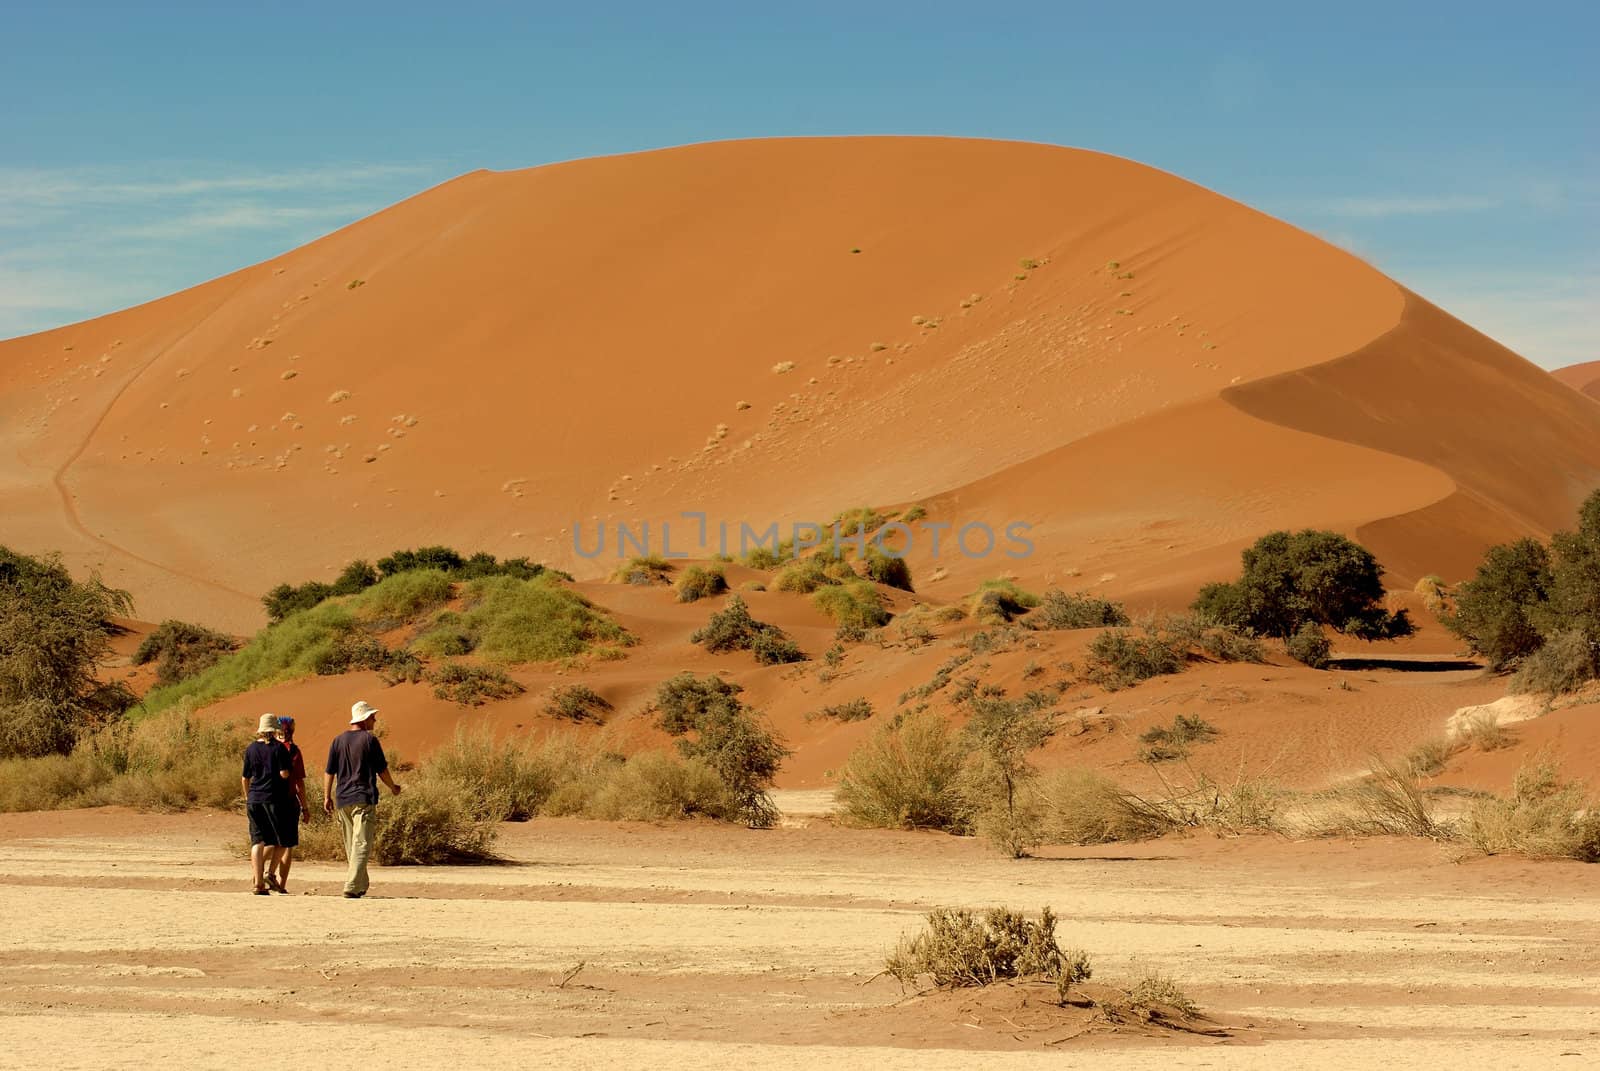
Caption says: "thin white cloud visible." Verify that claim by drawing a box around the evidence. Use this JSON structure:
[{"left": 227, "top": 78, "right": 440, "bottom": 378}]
[
  {"left": 105, "top": 202, "right": 379, "bottom": 240},
  {"left": 1407, "top": 270, "right": 1600, "bottom": 370},
  {"left": 1312, "top": 194, "right": 1500, "bottom": 219},
  {"left": 0, "top": 163, "right": 432, "bottom": 210}
]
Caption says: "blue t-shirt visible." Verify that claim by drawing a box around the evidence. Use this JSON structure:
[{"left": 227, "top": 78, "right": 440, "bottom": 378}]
[
  {"left": 242, "top": 740, "right": 293, "bottom": 805},
  {"left": 325, "top": 730, "right": 389, "bottom": 807}
]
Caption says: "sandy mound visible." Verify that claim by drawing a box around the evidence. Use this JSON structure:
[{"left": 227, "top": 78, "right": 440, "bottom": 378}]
[{"left": 1553, "top": 359, "right": 1600, "bottom": 401}]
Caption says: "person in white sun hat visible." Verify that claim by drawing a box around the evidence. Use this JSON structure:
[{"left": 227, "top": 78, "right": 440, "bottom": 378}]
[
  {"left": 323, "top": 700, "right": 402, "bottom": 898},
  {"left": 241, "top": 713, "right": 293, "bottom": 895}
]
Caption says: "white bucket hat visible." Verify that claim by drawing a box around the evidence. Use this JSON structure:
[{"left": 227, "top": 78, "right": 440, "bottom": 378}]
[
  {"left": 256, "top": 713, "right": 280, "bottom": 736},
  {"left": 350, "top": 700, "right": 380, "bottom": 724}
]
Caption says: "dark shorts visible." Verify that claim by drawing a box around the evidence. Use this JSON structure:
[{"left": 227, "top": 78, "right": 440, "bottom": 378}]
[{"left": 247, "top": 802, "right": 300, "bottom": 847}]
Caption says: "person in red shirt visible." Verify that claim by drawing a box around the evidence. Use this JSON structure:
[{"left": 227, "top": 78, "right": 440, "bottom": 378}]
[{"left": 264, "top": 714, "right": 311, "bottom": 893}]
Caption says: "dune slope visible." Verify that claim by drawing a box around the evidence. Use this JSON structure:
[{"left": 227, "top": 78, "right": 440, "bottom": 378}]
[{"left": 2, "top": 137, "right": 1596, "bottom": 631}]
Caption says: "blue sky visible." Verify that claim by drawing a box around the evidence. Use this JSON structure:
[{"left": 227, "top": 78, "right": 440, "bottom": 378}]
[{"left": 3, "top": 2, "right": 1595, "bottom": 367}]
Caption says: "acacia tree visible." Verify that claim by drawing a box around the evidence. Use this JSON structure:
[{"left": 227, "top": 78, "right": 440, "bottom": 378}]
[
  {"left": 960, "top": 693, "right": 1057, "bottom": 858},
  {"left": 1446, "top": 539, "right": 1552, "bottom": 670},
  {"left": 1193, "top": 530, "right": 1412, "bottom": 641},
  {"left": 0, "top": 547, "right": 135, "bottom": 758}
]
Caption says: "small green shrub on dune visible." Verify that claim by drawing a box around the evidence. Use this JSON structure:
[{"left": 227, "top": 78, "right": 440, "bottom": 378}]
[
  {"left": 544, "top": 683, "right": 611, "bottom": 722},
  {"left": 835, "top": 710, "right": 970, "bottom": 831},
  {"left": 902, "top": 505, "right": 927, "bottom": 523},
  {"left": 1027, "top": 590, "right": 1129, "bottom": 630},
  {"left": 262, "top": 548, "right": 562, "bottom": 623},
  {"left": 133, "top": 620, "right": 237, "bottom": 687},
  {"left": 774, "top": 556, "right": 838, "bottom": 593},
  {"left": 740, "top": 546, "right": 783, "bottom": 570},
  {"left": 690, "top": 595, "right": 805, "bottom": 664},
  {"left": 413, "top": 610, "right": 474, "bottom": 657},
  {"left": 862, "top": 550, "right": 914, "bottom": 592},
  {"left": 806, "top": 697, "right": 874, "bottom": 723},
  {"left": 675, "top": 565, "right": 728, "bottom": 603},
  {"left": 1084, "top": 629, "right": 1183, "bottom": 690},
  {"left": 610, "top": 555, "right": 674, "bottom": 586},
  {"left": 969, "top": 579, "right": 1040, "bottom": 624},
  {"left": 1137, "top": 713, "right": 1218, "bottom": 763},
  {"left": 427, "top": 663, "right": 526, "bottom": 706},
  {"left": 460, "top": 575, "right": 632, "bottom": 663},
  {"left": 813, "top": 580, "right": 892, "bottom": 630},
  {"left": 831, "top": 506, "right": 886, "bottom": 536}
]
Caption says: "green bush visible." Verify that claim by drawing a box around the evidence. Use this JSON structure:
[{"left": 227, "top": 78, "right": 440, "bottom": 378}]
[
  {"left": 969, "top": 579, "right": 1039, "bottom": 624},
  {"left": 807, "top": 697, "right": 874, "bottom": 722},
  {"left": 1509, "top": 629, "right": 1598, "bottom": 694},
  {"left": 1085, "top": 629, "right": 1184, "bottom": 689},
  {"left": 132, "top": 620, "right": 237, "bottom": 687},
  {"left": 773, "top": 556, "right": 838, "bottom": 593},
  {"left": 690, "top": 595, "right": 805, "bottom": 664},
  {"left": 371, "top": 777, "right": 500, "bottom": 864},
  {"left": 675, "top": 565, "right": 728, "bottom": 603},
  {"left": 1027, "top": 589, "right": 1129, "bottom": 630},
  {"left": 1137, "top": 714, "right": 1218, "bottom": 763},
  {"left": 413, "top": 610, "right": 474, "bottom": 657},
  {"left": 354, "top": 568, "right": 453, "bottom": 625},
  {"left": 0, "top": 547, "right": 134, "bottom": 758},
  {"left": 1447, "top": 539, "right": 1552, "bottom": 670},
  {"left": 1286, "top": 622, "right": 1331, "bottom": 669},
  {"left": 459, "top": 575, "right": 632, "bottom": 662},
  {"left": 544, "top": 683, "right": 611, "bottom": 722},
  {"left": 835, "top": 711, "right": 970, "bottom": 830},
  {"left": 584, "top": 751, "right": 740, "bottom": 822},
  {"left": 740, "top": 546, "right": 783, "bottom": 570},
  {"left": 812, "top": 580, "right": 892, "bottom": 630},
  {"left": 610, "top": 555, "right": 673, "bottom": 586},
  {"left": 654, "top": 673, "right": 788, "bottom": 827},
  {"left": 1193, "top": 529, "right": 1412, "bottom": 640},
  {"left": 428, "top": 663, "right": 526, "bottom": 706},
  {"left": 263, "top": 548, "right": 560, "bottom": 623},
  {"left": 862, "top": 550, "right": 914, "bottom": 592}
]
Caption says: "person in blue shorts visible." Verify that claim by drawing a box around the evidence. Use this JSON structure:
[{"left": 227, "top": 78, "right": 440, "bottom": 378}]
[{"left": 241, "top": 713, "right": 294, "bottom": 895}]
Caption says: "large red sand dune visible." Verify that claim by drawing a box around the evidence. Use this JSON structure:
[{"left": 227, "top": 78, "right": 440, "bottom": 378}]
[
  {"left": 1554, "top": 359, "right": 1600, "bottom": 402},
  {"left": 5, "top": 137, "right": 1597, "bottom": 632}
]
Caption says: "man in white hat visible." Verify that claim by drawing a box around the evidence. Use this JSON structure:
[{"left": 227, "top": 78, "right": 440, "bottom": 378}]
[
  {"left": 323, "top": 700, "right": 402, "bottom": 898},
  {"left": 241, "top": 713, "right": 294, "bottom": 895}
]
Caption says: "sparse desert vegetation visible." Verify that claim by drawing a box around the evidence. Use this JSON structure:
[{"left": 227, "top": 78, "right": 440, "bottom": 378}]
[{"left": 690, "top": 595, "right": 805, "bottom": 664}]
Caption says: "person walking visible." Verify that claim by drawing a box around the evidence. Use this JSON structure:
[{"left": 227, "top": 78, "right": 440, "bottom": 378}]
[
  {"left": 264, "top": 715, "right": 310, "bottom": 893},
  {"left": 324, "top": 700, "right": 401, "bottom": 899},
  {"left": 242, "top": 713, "right": 293, "bottom": 895}
]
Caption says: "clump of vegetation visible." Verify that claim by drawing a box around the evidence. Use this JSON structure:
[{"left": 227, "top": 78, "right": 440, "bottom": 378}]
[
  {"left": 369, "top": 778, "right": 500, "bottom": 864},
  {"left": 969, "top": 579, "right": 1040, "bottom": 624},
  {"left": 1286, "top": 621, "right": 1332, "bottom": 668},
  {"left": 653, "top": 673, "right": 788, "bottom": 826},
  {"left": 1035, "top": 768, "right": 1176, "bottom": 845},
  {"left": 1510, "top": 629, "right": 1597, "bottom": 694},
  {"left": 835, "top": 711, "right": 970, "bottom": 830},
  {"left": 544, "top": 683, "right": 611, "bottom": 722},
  {"left": 675, "top": 564, "right": 728, "bottom": 602},
  {"left": 690, "top": 595, "right": 805, "bottom": 664},
  {"left": 1026, "top": 589, "right": 1129, "bottom": 630},
  {"left": 740, "top": 545, "right": 783, "bottom": 570},
  {"left": 427, "top": 663, "right": 525, "bottom": 706},
  {"left": 886, "top": 907, "right": 1091, "bottom": 1003},
  {"left": 831, "top": 506, "right": 886, "bottom": 535},
  {"left": 862, "top": 549, "right": 914, "bottom": 592},
  {"left": 961, "top": 693, "right": 1057, "bottom": 857},
  {"left": 1414, "top": 574, "right": 1451, "bottom": 616},
  {"left": 354, "top": 568, "right": 454, "bottom": 626},
  {"left": 1464, "top": 759, "right": 1600, "bottom": 862},
  {"left": 1, "top": 547, "right": 134, "bottom": 759},
  {"left": 1333, "top": 756, "right": 1445, "bottom": 839},
  {"left": 1446, "top": 539, "right": 1551, "bottom": 669},
  {"left": 413, "top": 611, "right": 474, "bottom": 657},
  {"left": 263, "top": 548, "right": 558, "bottom": 624},
  {"left": 807, "top": 697, "right": 873, "bottom": 723},
  {"left": 132, "top": 620, "right": 236, "bottom": 688},
  {"left": 773, "top": 556, "right": 839, "bottom": 593},
  {"left": 457, "top": 575, "right": 632, "bottom": 663},
  {"left": 1084, "top": 629, "right": 1184, "bottom": 690},
  {"left": 902, "top": 504, "right": 927, "bottom": 523},
  {"left": 813, "top": 580, "right": 892, "bottom": 630},
  {"left": 1137, "top": 714, "right": 1218, "bottom": 763},
  {"left": 1193, "top": 529, "right": 1413, "bottom": 641},
  {"left": 610, "top": 555, "right": 674, "bottom": 586}
]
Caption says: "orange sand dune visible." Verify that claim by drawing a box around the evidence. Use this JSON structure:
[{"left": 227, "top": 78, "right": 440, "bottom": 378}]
[
  {"left": 2, "top": 137, "right": 1596, "bottom": 634},
  {"left": 1553, "top": 359, "right": 1600, "bottom": 402}
]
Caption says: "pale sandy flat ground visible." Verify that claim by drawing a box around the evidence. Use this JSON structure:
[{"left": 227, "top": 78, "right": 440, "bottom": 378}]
[{"left": 2, "top": 799, "right": 1597, "bottom": 1070}]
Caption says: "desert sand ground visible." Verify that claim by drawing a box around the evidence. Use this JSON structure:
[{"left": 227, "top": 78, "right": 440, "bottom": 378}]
[{"left": 2, "top": 800, "right": 1597, "bottom": 1069}]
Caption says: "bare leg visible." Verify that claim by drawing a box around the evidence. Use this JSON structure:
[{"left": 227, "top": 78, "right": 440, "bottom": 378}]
[
  {"left": 251, "top": 843, "right": 268, "bottom": 891},
  {"left": 277, "top": 846, "right": 293, "bottom": 889}
]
